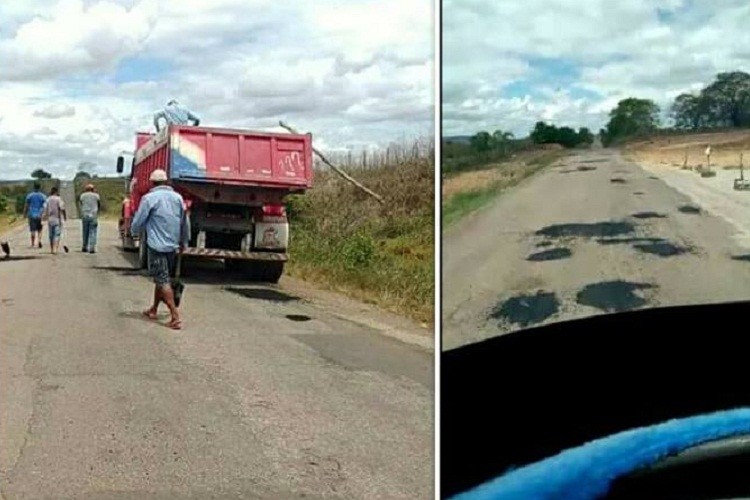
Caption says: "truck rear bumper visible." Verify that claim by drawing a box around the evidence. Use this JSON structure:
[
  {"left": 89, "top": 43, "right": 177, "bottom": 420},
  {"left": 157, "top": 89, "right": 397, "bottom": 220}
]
[{"left": 180, "top": 248, "right": 288, "bottom": 261}]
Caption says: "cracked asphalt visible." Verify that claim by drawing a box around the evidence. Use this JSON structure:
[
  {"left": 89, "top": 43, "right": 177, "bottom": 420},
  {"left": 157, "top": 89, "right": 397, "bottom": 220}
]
[{"left": 0, "top": 221, "right": 433, "bottom": 499}]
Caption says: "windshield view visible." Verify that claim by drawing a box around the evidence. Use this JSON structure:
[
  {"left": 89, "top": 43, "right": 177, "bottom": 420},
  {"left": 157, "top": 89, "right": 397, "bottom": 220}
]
[{"left": 442, "top": 0, "right": 750, "bottom": 350}]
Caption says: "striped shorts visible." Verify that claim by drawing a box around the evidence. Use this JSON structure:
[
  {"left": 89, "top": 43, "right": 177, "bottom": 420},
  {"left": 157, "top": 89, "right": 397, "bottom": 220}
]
[{"left": 147, "top": 248, "right": 176, "bottom": 287}]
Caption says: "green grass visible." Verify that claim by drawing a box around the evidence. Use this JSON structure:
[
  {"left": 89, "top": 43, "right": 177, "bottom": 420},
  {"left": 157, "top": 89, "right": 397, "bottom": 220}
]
[
  {"left": 286, "top": 157, "right": 434, "bottom": 324},
  {"left": 442, "top": 150, "right": 566, "bottom": 228}
]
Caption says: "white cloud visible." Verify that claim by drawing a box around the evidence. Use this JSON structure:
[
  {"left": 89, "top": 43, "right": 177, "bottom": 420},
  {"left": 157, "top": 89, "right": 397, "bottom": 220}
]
[
  {"left": 33, "top": 103, "right": 76, "bottom": 118},
  {"left": 0, "top": 0, "right": 433, "bottom": 179},
  {"left": 443, "top": 0, "right": 750, "bottom": 137}
]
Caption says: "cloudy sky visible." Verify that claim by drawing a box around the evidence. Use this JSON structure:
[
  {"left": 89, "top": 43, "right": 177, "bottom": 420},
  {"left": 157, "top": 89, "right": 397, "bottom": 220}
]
[
  {"left": 443, "top": 0, "right": 750, "bottom": 138},
  {"left": 0, "top": 0, "right": 433, "bottom": 179}
]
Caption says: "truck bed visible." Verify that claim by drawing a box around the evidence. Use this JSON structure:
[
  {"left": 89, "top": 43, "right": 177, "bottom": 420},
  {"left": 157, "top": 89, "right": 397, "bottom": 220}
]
[{"left": 134, "top": 125, "right": 313, "bottom": 190}]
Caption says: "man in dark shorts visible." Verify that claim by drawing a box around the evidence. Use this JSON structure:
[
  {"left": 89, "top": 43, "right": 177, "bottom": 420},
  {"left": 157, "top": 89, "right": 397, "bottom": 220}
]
[
  {"left": 23, "top": 183, "right": 46, "bottom": 248},
  {"left": 129, "top": 169, "right": 190, "bottom": 330}
]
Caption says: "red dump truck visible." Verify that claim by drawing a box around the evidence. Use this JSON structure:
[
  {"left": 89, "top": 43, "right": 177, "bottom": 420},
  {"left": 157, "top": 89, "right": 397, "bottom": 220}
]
[{"left": 117, "top": 124, "right": 313, "bottom": 282}]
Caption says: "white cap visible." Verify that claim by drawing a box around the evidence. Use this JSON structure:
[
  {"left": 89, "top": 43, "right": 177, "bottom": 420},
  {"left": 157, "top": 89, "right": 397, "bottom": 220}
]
[{"left": 150, "top": 169, "right": 168, "bottom": 182}]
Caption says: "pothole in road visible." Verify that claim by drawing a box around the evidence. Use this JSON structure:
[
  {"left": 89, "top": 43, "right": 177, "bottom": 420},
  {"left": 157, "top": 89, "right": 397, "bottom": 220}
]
[
  {"left": 731, "top": 254, "right": 750, "bottom": 262},
  {"left": 633, "top": 241, "right": 690, "bottom": 257},
  {"left": 536, "top": 241, "right": 554, "bottom": 248},
  {"left": 490, "top": 291, "right": 560, "bottom": 328},
  {"left": 286, "top": 314, "right": 311, "bottom": 322},
  {"left": 678, "top": 205, "right": 702, "bottom": 215},
  {"left": 649, "top": 176, "right": 660, "bottom": 180},
  {"left": 596, "top": 237, "right": 665, "bottom": 246},
  {"left": 526, "top": 248, "right": 572, "bottom": 261},
  {"left": 576, "top": 280, "right": 656, "bottom": 312},
  {"left": 610, "top": 178, "right": 627, "bottom": 184},
  {"left": 631, "top": 212, "right": 667, "bottom": 219},
  {"left": 535, "top": 221, "right": 635, "bottom": 239},
  {"left": 226, "top": 287, "right": 299, "bottom": 302},
  {"left": 577, "top": 166, "right": 597, "bottom": 172},
  {"left": 633, "top": 192, "right": 645, "bottom": 196}
]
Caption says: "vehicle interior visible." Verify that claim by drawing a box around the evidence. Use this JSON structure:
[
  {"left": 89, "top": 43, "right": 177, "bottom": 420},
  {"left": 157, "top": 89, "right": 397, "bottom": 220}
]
[{"left": 442, "top": 300, "right": 750, "bottom": 499}]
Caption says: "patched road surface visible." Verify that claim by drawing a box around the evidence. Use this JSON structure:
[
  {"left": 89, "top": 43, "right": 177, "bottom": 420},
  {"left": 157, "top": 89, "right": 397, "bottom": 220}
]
[{"left": 443, "top": 147, "right": 750, "bottom": 350}]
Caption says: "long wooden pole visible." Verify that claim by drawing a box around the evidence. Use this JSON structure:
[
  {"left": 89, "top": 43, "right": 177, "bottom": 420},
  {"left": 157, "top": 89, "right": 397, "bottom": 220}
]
[{"left": 279, "top": 121, "right": 385, "bottom": 204}]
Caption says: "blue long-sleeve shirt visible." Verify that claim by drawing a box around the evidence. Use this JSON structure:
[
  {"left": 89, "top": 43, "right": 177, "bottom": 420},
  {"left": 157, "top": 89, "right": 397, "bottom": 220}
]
[
  {"left": 153, "top": 102, "right": 200, "bottom": 131},
  {"left": 130, "top": 186, "right": 190, "bottom": 253}
]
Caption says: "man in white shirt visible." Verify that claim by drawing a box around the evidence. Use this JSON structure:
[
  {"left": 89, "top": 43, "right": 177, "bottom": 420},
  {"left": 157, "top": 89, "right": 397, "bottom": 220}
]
[
  {"left": 43, "top": 186, "right": 66, "bottom": 255},
  {"left": 79, "top": 184, "right": 101, "bottom": 253}
]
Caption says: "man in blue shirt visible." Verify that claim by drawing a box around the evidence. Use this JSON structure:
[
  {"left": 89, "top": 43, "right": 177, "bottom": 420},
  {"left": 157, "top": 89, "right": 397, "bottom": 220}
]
[
  {"left": 130, "top": 169, "right": 190, "bottom": 330},
  {"left": 153, "top": 99, "right": 200, "bottom": 132},
  {"left": 23, "top": 182, "right": 46, "bottom": 248}
]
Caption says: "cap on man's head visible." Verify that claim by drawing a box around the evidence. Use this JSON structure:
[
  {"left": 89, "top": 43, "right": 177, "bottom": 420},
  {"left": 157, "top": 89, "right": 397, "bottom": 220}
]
[
  {"left": 167, "top": 99, "right": 178, "bottom": 106},
  {"left": 150, "top": 169, "right": 168, "bottom": 182},
  {"left": 85, "top": 184, "right": 95, "bottom": 191}
]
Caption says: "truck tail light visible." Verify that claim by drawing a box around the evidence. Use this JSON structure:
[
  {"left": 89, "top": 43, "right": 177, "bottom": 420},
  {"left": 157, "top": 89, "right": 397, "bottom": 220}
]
[{"left": 262, "top": 204, "right": 286, "bottom": 218}]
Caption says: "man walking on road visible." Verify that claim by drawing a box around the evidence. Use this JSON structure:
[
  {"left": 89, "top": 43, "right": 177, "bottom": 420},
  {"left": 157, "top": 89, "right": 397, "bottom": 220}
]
[
  {"left": 130, "top": 169, "right": 190, "bottom": 330},
  {"left": 79, "top": 184, "right": 100, "bottom": 253},
  {"left": 23, "top": 182, "right": 46, "bottom": 248},
  {"left": 43, "top": 186, "right": 66, "bottom": 255}
]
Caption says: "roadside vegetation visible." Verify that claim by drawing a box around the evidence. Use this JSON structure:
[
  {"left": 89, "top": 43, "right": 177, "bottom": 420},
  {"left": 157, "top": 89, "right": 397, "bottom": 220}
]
[
  {"left": 600, "top": 71, "right": 750, "bottom": 146},
  {"left": 286, "top": 142, "right": 434, "bottom": 325},
  {"left": 441, "top": 122, "right": 581, "bottom": 226}
]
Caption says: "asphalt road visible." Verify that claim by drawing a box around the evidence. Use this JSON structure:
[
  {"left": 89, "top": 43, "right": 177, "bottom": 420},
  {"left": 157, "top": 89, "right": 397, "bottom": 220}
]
[
  {"left": 0, "top": 221, "right": 433, "bottom": 499},
  {"left": 443, "top": 146, "right": 750, "bottom": 350}
]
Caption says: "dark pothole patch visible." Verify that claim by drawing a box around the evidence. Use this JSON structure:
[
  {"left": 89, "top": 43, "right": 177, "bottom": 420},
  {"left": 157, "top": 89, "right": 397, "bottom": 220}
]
[
  {"left": 225, "top": 287, "right": 299, "bottom": 302},
  {"left": 731, "top": 254, "right": 750, "bottom": 262},
  {"left": 535, "top": 221, "right": 635, "bottom": 239},
  {"left": 490, "top": 291, "right": 560, "bottom": 328},
  {"left": 576, "top": 280, "right": 656, "bottom": 312},
  {"left": 577, "top": 166, "right": 597, "bottom": 172},
  {"left": 597, "top": 237, "right": 665, "bottom": 246},
  {"left": 536, "top": 241, "right": 554, "bottom": 248},
  {"left": 633, "top": 191, "right": 645, "bottom": 196},
  {"left": 526, "top": 248, "right": 572, "bottom": 261},
  {"left": 610, "top": 178, "right": 627, "bottom": 184},
  {"left": 678, "top": 205, "right": 702, "bottom": 215},
  {"left": 633, "top": 241, "right": 690, "bottom": 257},
  {"left": 631, "top": 212, "right": 667, "bottom": 219},
  {"left": 649, "top": 176, "right": 660, "bottom": 180},
  {"left": 286, "top": 314, "right": 311, "bottom": 322}
]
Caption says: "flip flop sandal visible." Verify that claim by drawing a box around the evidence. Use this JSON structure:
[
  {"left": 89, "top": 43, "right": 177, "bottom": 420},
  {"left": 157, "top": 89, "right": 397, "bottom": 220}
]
[
  {"left": 166, "top": 319, "right": 182, "bottom": 330},
  {"left": 142, "top": 309, "right": 158, "bottom": 320}
]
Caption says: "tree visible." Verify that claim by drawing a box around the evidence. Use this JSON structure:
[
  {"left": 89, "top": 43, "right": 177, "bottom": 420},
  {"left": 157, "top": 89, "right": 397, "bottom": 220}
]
[
  {"left": 491, "top": 130, "right": 514, "bottom": 152},
  {"left": 470, "top": 131, "right": 492, "bottom": 152},
  {"left": 701, "top": 71, "right": 750, "bottom": 127},
  {"left": 74, "top": 171, "right": 92, "bottom": 182},
  {"left": 578, "top": 127, "right": 594, "bottom": 146},
  {"left": 31, "top": 169, "right": 52, "bottom": 179},
  {"left": 602, "top": 98, "right": 660, "bottom": 146},
  {"left": 672, "top": 93, "right": 706, "bottom": 130}
]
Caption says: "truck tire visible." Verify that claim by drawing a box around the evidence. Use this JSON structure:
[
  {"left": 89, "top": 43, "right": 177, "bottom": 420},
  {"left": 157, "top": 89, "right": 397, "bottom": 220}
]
[
  {"left": 137, "top": 233, "right": 148, "bottom": 269},
  {"left": 259, "top": 261, "right": 284, "bottom": 283}
]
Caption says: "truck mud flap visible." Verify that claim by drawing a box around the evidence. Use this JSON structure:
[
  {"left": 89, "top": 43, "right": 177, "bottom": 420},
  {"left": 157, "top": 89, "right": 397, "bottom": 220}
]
[{"left": 181, "top": 248, "right": 288, "bottom": 261}]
